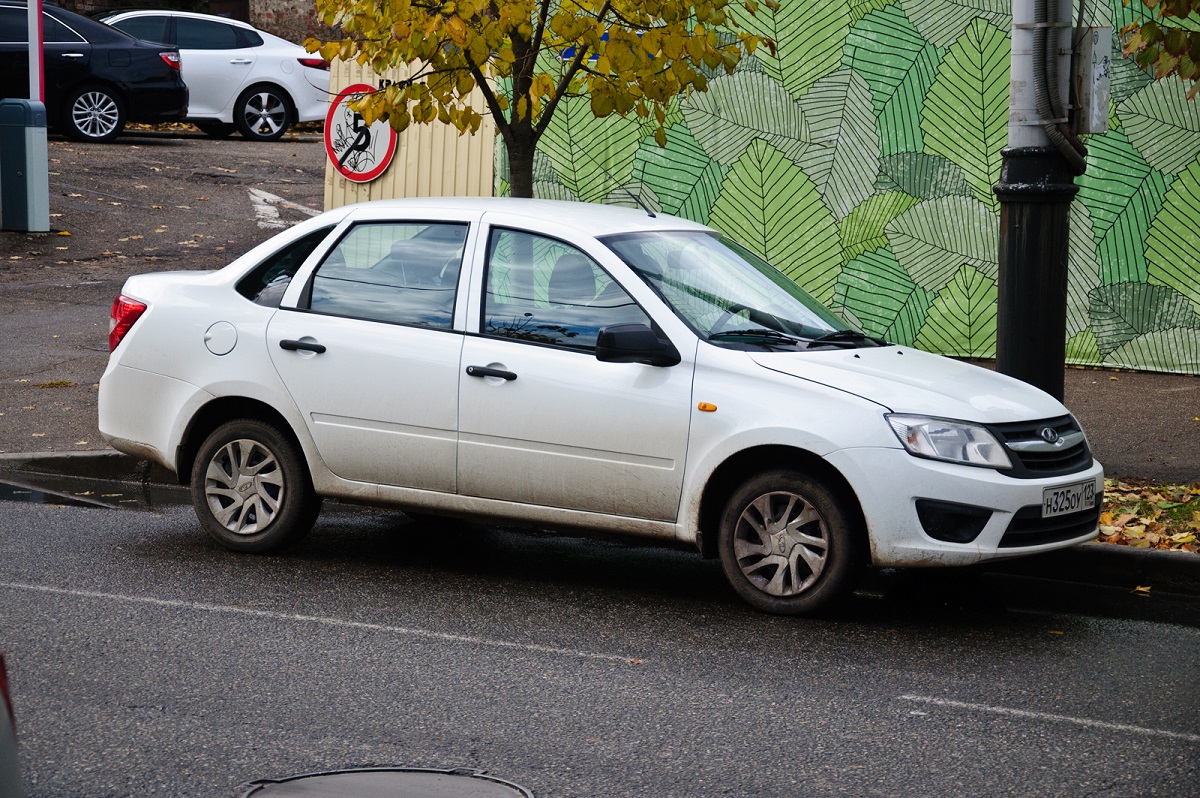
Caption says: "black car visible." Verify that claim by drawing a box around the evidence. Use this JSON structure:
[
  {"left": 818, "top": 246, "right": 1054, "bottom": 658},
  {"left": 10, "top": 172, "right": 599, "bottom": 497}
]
[{"left": 0, "top": 1, "right": 187, "bottom": 142}]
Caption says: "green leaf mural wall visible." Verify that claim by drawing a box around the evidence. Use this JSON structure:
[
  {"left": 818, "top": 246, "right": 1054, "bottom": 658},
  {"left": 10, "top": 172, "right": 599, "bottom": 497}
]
[{"left": 495, "top": 0, "right": 1200, "bottom": 374}]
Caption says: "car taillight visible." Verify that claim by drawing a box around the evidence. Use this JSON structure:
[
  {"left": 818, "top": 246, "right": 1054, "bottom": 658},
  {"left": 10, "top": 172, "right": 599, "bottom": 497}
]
[
  {"left": 297, "top": 57, "right": 329, "bottom": 71},
  {"left": 160, "top": 52, "right": 181, "bottom": 70},
  {"left": 109, "top": 294, "right": 148, "bottom": 352},
  {"left": 1, "top": 651, "right": 14, "bottom": 736}
]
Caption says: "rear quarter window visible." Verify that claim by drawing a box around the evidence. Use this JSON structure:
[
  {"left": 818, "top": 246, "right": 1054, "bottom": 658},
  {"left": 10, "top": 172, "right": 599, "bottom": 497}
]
[{"left": 236, "top": 227, "right": 333, "bottom": 307}]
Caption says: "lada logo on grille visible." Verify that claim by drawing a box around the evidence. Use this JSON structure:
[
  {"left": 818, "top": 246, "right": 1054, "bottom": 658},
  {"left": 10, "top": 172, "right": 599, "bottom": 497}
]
[{"left": 1039, "top": 427, "right": 1061, "bottom": 444}]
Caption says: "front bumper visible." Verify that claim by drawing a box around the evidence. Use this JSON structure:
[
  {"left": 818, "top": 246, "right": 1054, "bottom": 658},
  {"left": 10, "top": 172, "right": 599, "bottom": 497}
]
[{"left": 826, "top": 446, "right": 1105, "bottom": 567}]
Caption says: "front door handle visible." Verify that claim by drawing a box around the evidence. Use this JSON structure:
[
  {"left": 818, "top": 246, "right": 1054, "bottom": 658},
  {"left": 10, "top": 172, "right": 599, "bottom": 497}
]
[
  {"left": 279, "top": 339, "right": 326, "bottom": 354},
  {"left": 465, "top": 365, "right": 517, "bottom": 381}
]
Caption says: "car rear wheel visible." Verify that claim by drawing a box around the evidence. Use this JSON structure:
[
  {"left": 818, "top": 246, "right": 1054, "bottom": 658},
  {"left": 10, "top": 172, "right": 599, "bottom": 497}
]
[
  {"left": 234, "top": 84, "right": 293, "bottom": 141},
  {"left": 190, "top": 419, "right": 321, "bottom": 552},
  {"left": 195, "top": 121, "right": 236, "bottom": 139},
  {"left": 718, "top": 469, "right": 863, "bottom": 615},
  {"left": 63, "top": 86, "right": 125, "bottom": 143}
]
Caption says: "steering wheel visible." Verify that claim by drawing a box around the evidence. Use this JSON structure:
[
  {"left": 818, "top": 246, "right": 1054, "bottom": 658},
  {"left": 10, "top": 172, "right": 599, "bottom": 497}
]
[{"left": 708, "top": 303, "right": 751, "bottom": 335}]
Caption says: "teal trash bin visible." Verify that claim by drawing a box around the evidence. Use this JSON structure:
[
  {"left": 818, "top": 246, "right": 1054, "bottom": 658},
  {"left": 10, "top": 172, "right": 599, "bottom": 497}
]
[{"left": 0, "top": 99, "right": 50, "bottom": 233}]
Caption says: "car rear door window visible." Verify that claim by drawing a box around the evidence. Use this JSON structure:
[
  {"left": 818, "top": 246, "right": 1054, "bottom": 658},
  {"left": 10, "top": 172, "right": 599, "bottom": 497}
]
[
  {"left": 306, "top": 222, "right": 467, "bottom": 329},
  {"left": 482, "top": 228, "right": 649, "bottom": 351},
  {"left": 175, "top": 17, "right": 239, "bottom": 50},
  {"left": 111, "top": 15, "right": 170, "bottom": 45},
  {"left": 43, "top": 16, "right": 85, "bottom": 43}
]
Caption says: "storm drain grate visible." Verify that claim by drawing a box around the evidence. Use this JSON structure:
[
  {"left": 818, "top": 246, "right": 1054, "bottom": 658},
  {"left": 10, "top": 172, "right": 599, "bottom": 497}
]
[{"left": 238, "top": 767, "right": 535, "bottom": 798}]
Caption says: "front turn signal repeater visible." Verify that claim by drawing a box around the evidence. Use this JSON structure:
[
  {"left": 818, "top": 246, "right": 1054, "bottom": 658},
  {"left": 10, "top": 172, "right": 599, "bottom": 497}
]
[{"left": 697, "top": 402, "right": 718, "bottom": 412}]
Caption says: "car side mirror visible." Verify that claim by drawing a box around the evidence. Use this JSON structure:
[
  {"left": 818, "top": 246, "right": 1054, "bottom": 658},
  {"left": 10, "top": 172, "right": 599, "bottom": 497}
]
[{"left": 595, "top": 323, "right": 680, "bottom": 367}]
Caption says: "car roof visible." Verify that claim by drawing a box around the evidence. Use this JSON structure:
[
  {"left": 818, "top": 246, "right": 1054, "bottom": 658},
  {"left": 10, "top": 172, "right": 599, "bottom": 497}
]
[
  {"left": 102, "top": 8, "right": 256, "bottom": 30},
  {"left": 1, "top": 2, "right": 137, "bottom": 42},
  {"left": 343, "top": 197, "right": 714, "bottom": 237}
]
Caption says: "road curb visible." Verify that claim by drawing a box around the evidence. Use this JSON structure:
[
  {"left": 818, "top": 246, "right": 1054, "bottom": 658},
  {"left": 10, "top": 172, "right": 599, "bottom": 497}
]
[
  {"left": 987, "top": 543, "right": 1200, "bottom": 597},
  {"left": 2, "top": 450, "right": 1198, "bottom": 597},
  {"left": 0, "top": 450, "right": 176, "bottom": 485}
]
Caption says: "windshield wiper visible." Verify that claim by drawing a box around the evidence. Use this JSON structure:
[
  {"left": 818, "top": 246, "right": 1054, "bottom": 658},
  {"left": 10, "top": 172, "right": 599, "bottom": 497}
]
[
  {"left": 708, "top": 328, "right": 803, "bottom": 345},
  {"left": 808, "top": 329, "right": 888, "bottom": 347}
]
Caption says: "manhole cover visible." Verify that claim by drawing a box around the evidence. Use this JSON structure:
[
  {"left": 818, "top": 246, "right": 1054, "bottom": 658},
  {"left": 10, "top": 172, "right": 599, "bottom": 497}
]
[{"left": 238, "top": 767, "right": 534, "bottom": 798}]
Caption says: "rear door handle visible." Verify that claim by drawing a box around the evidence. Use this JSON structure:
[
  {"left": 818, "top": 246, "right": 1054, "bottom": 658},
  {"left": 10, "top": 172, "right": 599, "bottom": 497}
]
[
  {"left": 465, "top": 365, "right": 516, "bottom": 381},
  {"left": 279, "top": 339, "right": 326, "bottom": 354},
  {"left": 229, "top": 58, "right": 253, "bottom": 65},
  {"left": 60, "top": 53, "right": 84, "bottom": 59}
]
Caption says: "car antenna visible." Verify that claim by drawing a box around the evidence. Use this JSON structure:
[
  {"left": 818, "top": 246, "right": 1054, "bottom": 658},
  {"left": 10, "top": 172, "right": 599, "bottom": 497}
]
[{"left": 574, "top": 142, "right": 656, "bottom": 218}]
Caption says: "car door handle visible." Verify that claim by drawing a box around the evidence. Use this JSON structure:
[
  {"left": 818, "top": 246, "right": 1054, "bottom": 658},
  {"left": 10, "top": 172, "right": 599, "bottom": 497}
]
[
  {"left": 60, "top": 53, "right": 84, "bottom": 59},
  {"left": 466, "top": 365, "right": 517, "bottom": 381},
  {"left": 279, "top": 339, "right": 326, "bottom": 354},
  {"left": 229, "top": 59, "right": 253, "bottom": 65}
]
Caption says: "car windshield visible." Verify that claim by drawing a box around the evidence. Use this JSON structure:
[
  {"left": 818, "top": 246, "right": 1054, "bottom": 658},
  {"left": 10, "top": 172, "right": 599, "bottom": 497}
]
[{"left": 603, "top": 230, "right": 879, "bottom": 350}]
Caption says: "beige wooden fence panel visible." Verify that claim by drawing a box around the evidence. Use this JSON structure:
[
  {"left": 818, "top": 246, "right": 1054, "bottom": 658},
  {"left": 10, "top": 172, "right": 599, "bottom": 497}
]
[{"left": 323, "top": 59, "right": 496, "bottom": 210}]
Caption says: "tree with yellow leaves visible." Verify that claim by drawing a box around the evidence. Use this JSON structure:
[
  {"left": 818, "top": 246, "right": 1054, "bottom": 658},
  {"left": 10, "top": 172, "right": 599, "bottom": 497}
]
[
  {"left": 1122, "top": 0, "right": 1200, "bottom": 98},
  {"left": 308, "top": 0, "right": 775, "bottom": 197}
]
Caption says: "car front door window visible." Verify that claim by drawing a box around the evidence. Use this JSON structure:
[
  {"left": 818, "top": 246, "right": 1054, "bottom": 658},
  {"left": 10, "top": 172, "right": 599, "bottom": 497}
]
[{"left": 482, "top": 228, "right": 650, "bottom": 350}]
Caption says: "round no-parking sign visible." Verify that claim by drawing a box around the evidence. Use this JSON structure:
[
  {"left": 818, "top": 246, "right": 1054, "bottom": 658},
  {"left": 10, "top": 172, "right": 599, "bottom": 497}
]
[{"left": 324, "top": 84, "right": 399, "bottom": 183}]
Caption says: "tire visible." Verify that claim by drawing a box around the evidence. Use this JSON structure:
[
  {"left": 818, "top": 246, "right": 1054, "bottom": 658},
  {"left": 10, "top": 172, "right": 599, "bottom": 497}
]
[
  {"left": 190, "top": 419, "right": 321, "bottom": 553},
  {"left": 718, "top": 468, "right": 863, "bottom": 616},
  {"left": 195, "top": 121, "right": 236, "bottom": 139},
  {"left": 233, "top": 84, "right": 293, "bottom": 141},
  {"left": 63, "top": 85, "right": 125, "bottom": 143}
]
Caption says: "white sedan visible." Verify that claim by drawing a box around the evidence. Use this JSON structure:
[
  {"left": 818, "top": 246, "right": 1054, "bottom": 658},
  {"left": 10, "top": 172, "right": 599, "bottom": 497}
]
[
  {"left": 98, "top": 198, "right": 1104, "bottom": 615},
  {"left": 101, "top": 10, "right": 329, "bottom": 141}
]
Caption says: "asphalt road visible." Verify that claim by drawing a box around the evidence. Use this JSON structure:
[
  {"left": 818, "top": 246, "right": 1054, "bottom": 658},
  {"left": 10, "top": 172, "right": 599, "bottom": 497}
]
[
  {"left": 0, "top": 128, "right": 326, "bottom": 458},
  {"left": 2, "top": 499, "right": 1198, "bottom": 797}
]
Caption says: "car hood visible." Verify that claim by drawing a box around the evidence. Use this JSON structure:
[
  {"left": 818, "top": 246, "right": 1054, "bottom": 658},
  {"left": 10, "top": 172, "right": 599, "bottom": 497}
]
[{"left": 750, "top": 346, "right": 1070, "bottom": 423}]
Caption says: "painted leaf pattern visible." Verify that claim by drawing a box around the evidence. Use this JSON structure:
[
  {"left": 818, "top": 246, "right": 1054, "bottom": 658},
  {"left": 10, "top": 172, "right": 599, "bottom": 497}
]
[
  {"left": 886, "top": 195, "right": 998, "bottom": 293},
  {"left": 737, "top": 0, "right": 850, "bottom": 97},
  {"left": 681, "top": 71, "right": 809, "bottom": 167},
  {"left": 708, "top": 140, "right": 842, "bottom": 304},
  {"left": 921, "top": 18, "right": 1008, "bottom": 212},
  {"left": 796, "top": 71, "right": 882, "bottom": 219},
  {"left": 492, "top": 0, "right": 1200, "bottom": 374},
  {"left": 539, "top": 96, "right": 640, "bottom": 203},
  {"left": 914, "top": 264, "right": 998, "bottom": 357}
]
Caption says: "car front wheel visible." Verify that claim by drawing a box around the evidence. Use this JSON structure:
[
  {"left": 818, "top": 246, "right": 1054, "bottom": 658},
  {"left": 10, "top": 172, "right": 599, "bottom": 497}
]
[
  {"left": 234, "top": 85, "right": 293, "bottom": 141},
  {"left": 718, "top": 469, "right": 863, "bottom": 615},
  {"left": 63, "top": 86, "right": 125, "bottom": 143},
  {"left": 190, "top": 419, "right": 321, "bottom": 552}
]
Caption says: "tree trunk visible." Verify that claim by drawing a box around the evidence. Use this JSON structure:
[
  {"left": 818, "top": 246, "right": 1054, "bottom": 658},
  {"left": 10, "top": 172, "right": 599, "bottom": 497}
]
[{"left": 507, "top": 128, "right": 536, "bottom": 198}]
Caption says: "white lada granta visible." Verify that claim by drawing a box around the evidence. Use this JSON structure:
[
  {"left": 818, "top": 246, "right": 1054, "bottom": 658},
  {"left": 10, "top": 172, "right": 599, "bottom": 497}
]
[{"left": 99, "top": 198, "right": 1104, "bottom": 615}]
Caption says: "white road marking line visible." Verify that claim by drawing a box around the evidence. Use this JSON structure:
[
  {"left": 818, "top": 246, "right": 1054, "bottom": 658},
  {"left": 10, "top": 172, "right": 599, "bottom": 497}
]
[
  {"left": 0, "top": 582, "right": 637, "bottom": 664},
  {"left": 900, "top": 695, "right": 1200, "bottom": 743},
  {"left": 248, "top": 188, "right": 321, "bottom": 229}
]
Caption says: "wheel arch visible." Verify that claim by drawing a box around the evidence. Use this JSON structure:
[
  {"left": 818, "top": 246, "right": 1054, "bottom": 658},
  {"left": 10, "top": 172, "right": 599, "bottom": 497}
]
[
  {"left": 696, "top": 445, "right": 868, "bottom": 562},
  {"left": 176, "top": 396, "right": 302, "bottom": 484}
]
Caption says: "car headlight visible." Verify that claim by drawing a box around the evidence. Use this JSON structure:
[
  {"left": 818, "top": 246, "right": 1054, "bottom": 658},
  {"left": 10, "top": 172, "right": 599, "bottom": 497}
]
[{"left": 885, "top": 414, "right": 1012, "bottom": 469}]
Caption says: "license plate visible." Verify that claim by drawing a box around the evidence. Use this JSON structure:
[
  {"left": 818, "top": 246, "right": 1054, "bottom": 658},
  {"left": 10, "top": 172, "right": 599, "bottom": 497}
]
[{"left": 1042, "top": 480, "right": 1097, "bottom": 518}]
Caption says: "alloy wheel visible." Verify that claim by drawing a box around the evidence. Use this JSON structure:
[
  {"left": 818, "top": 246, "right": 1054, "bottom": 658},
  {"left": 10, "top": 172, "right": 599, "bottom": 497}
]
[
  {"left": 731, "top": 490, "right": 829, "bottom": 596},
  {"left": 203, "top": 438, "right": 285, "bottom": 535},
  {"left": 72, "top": 91, "right": 120, "bottom": 140}
]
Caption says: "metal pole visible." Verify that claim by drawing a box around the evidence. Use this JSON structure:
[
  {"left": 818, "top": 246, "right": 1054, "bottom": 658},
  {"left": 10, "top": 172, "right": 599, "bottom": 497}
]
[
  {"left": 27, "top": 0, "right": 43, "bottom": 101},
  {"left": 994, "top": 0, "right": 1078, "bottom": 401}
]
